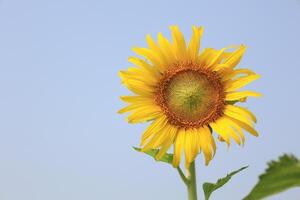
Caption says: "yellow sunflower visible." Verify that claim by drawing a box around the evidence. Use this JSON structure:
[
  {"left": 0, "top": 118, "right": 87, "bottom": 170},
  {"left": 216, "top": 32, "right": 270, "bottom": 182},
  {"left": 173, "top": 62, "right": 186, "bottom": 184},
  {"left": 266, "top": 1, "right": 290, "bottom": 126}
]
[{"left": 119, "top": 26, "right": 261, "bottom": 168}]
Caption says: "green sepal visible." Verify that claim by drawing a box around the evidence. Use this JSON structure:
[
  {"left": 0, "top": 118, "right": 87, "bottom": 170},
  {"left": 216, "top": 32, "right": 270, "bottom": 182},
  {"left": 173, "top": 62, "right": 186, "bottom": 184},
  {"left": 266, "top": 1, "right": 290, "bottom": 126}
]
[
  {"left": 133, "top": 147, "right": 173, "bottom": 164},
  {"left": 226, "top": 100, "right": 240, "bottom": 105},
  {"left": 203, "top": 166, "right": 248, "bottom": 200},
  {"left": 243, "top": 154, "right": 300, "bottom": 200}
]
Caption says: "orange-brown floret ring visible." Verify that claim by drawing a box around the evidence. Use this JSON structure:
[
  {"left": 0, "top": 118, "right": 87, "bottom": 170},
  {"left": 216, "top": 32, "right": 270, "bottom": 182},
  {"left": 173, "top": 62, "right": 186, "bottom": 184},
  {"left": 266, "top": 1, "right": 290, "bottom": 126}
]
[{"left": 155, "top": 62, "right": 225, "bottom": 128}]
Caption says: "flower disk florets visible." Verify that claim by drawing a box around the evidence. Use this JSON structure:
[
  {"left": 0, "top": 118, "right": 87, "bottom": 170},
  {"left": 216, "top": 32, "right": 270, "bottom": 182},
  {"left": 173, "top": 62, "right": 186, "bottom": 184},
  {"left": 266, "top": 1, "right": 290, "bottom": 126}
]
[{"left": 155, "top": 62, "right": 225, "bottom": 128}]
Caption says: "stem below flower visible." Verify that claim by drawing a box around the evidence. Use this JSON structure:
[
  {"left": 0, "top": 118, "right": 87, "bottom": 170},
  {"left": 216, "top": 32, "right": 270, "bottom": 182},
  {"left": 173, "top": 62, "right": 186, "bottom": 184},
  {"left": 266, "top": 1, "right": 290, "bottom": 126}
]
[
  {"left": 176, "top": 161, "right": 198, "bottom": 200},
  {"left": 187, "top": 161, "right": 198, "bottom": 200}
]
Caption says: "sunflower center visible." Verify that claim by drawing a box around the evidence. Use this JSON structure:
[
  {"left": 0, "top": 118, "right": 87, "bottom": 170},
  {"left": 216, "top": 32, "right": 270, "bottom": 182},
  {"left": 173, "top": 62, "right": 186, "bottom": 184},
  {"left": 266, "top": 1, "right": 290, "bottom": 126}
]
[
  {"left": 155, "top": 63, "right": 225, "bottom": 128},
  {"left": 166, "top": 71, "right": 215, "bottom": 121}
]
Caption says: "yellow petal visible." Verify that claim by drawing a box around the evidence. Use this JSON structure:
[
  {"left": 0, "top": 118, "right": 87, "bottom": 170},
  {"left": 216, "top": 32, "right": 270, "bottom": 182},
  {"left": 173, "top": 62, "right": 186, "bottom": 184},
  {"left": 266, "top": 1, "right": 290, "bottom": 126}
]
[
  {"left": 226, "top": 91, "right": 262, "bottom": 101},
  {"left": 224, "top": 117, "right": 245, "bottom": 145},
  {"left": 224, "top": 106, "right": 254, "bottom": 127},
  {"left": 128, "top": 56, "right": 161, "bottom": 78},
  {"left": 226, "top": 105, "right": 257, "bottom": 123},
  {"left": 220, "top": 119, "right": 241, "bottom": 145},
  {"left": 213, "top": 63, "right": 228, "bottom": 71},
  {"left": 206, "top": 47, "right": 229, "bottom": 69},
  {"left": 194, "top": 128, "right": 202, "bottom": 153},
  {"left": 173, "top": 128, "right": 186, "bottom": 167},
  {"left": 227, "top": 116, "right": 259, "bottom": 137},
  {"left": 225, "top": 74, "right": 261, "bottom": 92},
  {"left": 157, "top": 32, "right": 176, "bottom": 66},
  {"left": 210, "top": 119, "right": 230, "bottom": 146},
  {"left": 199, "top": 126, "right": 215, "bottom": 165},
  {"left": 170, "top": 25, "right": 187, "bottom": 60},
  {"left": 120, "top": 96, "right": 152, "bottom": 104},
  {"left": 221, "top": 68, "right": 256, "bottom": 81},
  {"left": 121, "top": 79, "right": 154, "bottom": 97},
  {"left": 209, "top": 131, "right": 217, "bottom": 156},
  {"left": 191, "top": 128, "right": 201, "bottom": 157},
  {"left": 119, "top": 68, "right": 157, "bottom": 86},
  {"left": 188, "top": 26, "right": 204, "bottom": 61},
  {"left": 184, "top": 129, "right": 193, "bottom": 167},
  {"left": 156, "top": 125, "right": 178, "bottom": 160},
  {"left": 142, "top": 123, "right": 169, "bottom": 151},
  {"left": 184, "top": 129, "right": 202, "bottom": 168},
  {"left": 140, "top": 114, "right": 168, "bottom": 145},
  {"left": 132, "top": 47, "right": 166, "bottom": 72},
  {"left": 212, "top": 118, "right": 242, "bottom": 145},
  {"left": 118, "top": 101, "right": 155, "bottom": 114},
  {"left": 127, "top": 106, "right": 162, "bottom": 124},
  {"left": 198, "top": 48, "right": 217, "bottom": 67},
  {"left": 146, "top": 34, "right": 168, "bottom": 65},
  {"left": 222, "top": 45, "right": 246, "bottom": 69}
]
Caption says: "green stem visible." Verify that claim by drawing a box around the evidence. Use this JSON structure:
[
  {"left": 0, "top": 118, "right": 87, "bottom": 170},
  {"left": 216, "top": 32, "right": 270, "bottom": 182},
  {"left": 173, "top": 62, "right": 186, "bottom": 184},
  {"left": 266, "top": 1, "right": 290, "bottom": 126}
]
[
  {"left": 177, "top": 161, "right": 198, "bottom": 200},
  {"left": 187, "top": 161, "right": 198, "bottom": 200},
  {"left": 177, "top": 167, "right": 188, "bottom": 185}
]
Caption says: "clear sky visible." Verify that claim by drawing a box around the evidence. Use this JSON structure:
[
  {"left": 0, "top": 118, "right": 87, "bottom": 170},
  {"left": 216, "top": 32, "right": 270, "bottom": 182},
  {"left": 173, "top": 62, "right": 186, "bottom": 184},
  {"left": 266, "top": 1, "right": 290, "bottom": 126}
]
[{"left": 0, "top": 0, "right": 300, "bottom": 199}]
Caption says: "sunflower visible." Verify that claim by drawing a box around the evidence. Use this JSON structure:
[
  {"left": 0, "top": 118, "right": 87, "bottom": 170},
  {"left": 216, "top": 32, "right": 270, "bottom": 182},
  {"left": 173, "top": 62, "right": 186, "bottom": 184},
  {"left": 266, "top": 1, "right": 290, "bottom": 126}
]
[{"left": 119, "top": 26, "right": 261, "bottom": 168}]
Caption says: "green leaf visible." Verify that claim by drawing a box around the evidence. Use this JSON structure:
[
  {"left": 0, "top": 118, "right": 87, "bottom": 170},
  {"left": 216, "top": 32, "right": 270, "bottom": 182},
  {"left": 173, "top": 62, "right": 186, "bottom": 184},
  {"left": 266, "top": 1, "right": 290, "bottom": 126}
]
[
  {"left": 203, "top": 166, "right": 248, "bottom": 200},
  {"left": 133, "top": 147, "right": 173, "bottom": 164},
  {"left": 243, "top": 154, "right": 300, "bottom": 200}
]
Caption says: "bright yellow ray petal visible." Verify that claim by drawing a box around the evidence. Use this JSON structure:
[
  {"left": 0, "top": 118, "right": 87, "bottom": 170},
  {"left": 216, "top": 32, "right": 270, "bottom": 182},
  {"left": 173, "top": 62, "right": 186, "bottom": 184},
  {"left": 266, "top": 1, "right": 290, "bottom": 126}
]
[
  {"left": 119, "top": 68, "right": 157, "bottom": 86},
  {"left": 213, "top": 63, "right": 228, "bottom": 71},
  {"left": 198, "top": 48, "right": 217, "bottom": 67},
  {"left": 227, "top": 116, "right": 259, "bottom": 137},
  {"left": 142, "top": 123, "right": 170, "bottom": 151},
  {"left": 222, "top": 45, "right": 246, "bottom": 69},
  {"left": 225, "top": 74, "right": 261, "bottom": 92},
  {"left": 194, "top": 129, "right": 202, "bottom": 154},
  {"left": 140, "top": 114, "right": 168, "bottom": 145},
  {"left": 156, "top": 125, "right": 178, "bottom": 160},
  {"left": 199, "top": 126, "right": 214, "bottom": 165},
  {"left": 213, "top": 46, "right": 236, "bottom": 60},
  {"left": 184, "top": 129, "right": 193, "bottom": 167},
  {"left": 210, "top": 119, "right": 230, "bottom": 146},
  {"left": 126, "top": 67, "right": 158, "bottom": 83},
  {"left": 157, "top": 32, "right": 176, "bottom": 66},
  {"left": 206, "top": 47, "right": 229, "bottom": 69},
  {"left": 226, "top": 105, "right": 257, "bottom": 123},
  {"left": 121, "top": 78, "right": 154, "bottom": 97},
  {"left": 208, "top": 131, "right": 217, "bottom": 156},
  {"left": 221, "top": 68, "right": 256, "bottom": 81},
  {"left": 224, "top": 118, "right": 245, "bottom": 145},
  {"left": 132, "top": 47, "right": 166, "bottom": 72},
  {"left": 120, "top": 95, "right": 152, "bottom": 104},
  {"left": 226, "top": 91, "right": 262, "bottom": 101},
  {"left": 191, "top": 128, "right": 201, "bottom": 156},
  {"left": 146, "top": 34, "right": 168, "bottom": 65},
  {"left": 152, "top": 127, "right": 176, "bottom": 150},
  {"left": 203, "top": 126, "right": 216, "bottom": 156},
  {"left": 127, "top": 106, "right": 162, "bottom": 124},
  {"left": 173, "top": 128, "right": 186, "bottom": 167},
  {"left": 184, "top": 129, "right": 202, "bottom": 168},
  {"left": 188, "top": 26, "right": 204, "bottom": 61},
  {"left": 118, "top": 101, "right": 156, "bottom": 114},
  {"left": 219, "top": 119, "right": 242, "bottom": 145},
  {"left": 128, "top": 56, "right": 161, "bottom": 77},
  {"left": 224, "top": 107, "right": 254, "bottom": 127},
  {"left": 207, "top": 46, "right": 238, "bottom": 71},
  {"left": 191, "top": 128, "right": 201, "bottom": 155},
  {"left": 170, "top": 25, "right": 187, "bottom": 60}
]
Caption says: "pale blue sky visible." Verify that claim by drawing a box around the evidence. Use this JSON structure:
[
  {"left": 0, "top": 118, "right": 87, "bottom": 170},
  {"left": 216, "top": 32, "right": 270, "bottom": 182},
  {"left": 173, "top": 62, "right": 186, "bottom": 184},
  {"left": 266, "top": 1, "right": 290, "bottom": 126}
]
[{"left": 0, "top": 0, "right": 300, "bottom": 200}]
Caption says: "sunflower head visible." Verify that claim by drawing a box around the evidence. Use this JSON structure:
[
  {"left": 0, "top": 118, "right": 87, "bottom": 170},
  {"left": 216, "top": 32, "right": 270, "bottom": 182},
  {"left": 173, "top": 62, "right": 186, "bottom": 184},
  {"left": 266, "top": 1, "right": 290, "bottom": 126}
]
[
  {"left": 155, "top": 62, "right": 225, "bottom": 128},
  {"left": 119, "top": 26, "right": 261, "bottom": 168}
]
